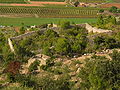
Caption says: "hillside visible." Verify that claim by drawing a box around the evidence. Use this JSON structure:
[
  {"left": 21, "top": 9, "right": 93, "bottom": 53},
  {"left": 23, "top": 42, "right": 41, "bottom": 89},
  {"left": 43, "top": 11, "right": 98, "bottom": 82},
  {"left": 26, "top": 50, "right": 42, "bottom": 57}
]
[{"left": 0, "top": 0, "right": 120, "bottom": 90}]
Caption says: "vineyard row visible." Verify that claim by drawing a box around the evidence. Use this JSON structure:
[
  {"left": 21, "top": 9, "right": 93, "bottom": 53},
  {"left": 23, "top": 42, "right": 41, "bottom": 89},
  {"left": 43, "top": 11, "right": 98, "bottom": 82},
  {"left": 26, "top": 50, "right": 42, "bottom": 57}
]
[{"left": 0, "top": 7, "right": 99, "bottom": 18}]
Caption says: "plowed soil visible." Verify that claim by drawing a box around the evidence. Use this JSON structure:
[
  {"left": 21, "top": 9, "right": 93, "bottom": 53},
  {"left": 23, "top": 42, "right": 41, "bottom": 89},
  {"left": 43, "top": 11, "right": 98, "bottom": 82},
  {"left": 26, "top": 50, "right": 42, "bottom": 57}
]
[
  {"left": 101, "top": 3, "right": 120, "bottom": 8},
  {"left": 11, "top": 3, "right": 43, "bottom": 6},
  {"left": 30, "top": 1, "right": 66, "bottom": 5},
  {"left": 0, "top": 1, "right": 66, "bottom": 7}
]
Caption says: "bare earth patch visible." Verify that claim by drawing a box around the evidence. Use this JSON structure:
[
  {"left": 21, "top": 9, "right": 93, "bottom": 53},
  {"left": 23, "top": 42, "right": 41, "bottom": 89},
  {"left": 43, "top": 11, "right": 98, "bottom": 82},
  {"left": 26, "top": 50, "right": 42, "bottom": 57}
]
[
  {"left": 0, "top": 1, "right": 66, "bottom": 7},
  {"left": 29, "top": 1, "right": 66, "bottom": 5},
  {"left": 11, "top": 3, "right": 43, "bottom": 6},
  {"left": 101, "top": 3, "right": 120, "bottom": 8}
]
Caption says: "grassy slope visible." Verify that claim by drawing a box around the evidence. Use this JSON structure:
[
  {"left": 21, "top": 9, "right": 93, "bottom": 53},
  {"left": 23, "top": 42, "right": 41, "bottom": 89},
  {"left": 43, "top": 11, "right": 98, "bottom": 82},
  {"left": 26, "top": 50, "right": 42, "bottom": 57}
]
[
  {"left": 0, "top": 17, "right": 97, "bottom": 26},
  {"left": 106, "top": 0, "right": 120, "bottom": 3},
  {"left": 106, "top": 0, "right": 114, "bottom": 3}
]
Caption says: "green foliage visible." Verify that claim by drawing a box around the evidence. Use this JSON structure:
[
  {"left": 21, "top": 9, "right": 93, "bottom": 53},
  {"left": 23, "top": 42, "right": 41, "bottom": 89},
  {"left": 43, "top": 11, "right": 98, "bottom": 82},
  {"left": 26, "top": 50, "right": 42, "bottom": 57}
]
[
  {"left": 15, "top": 45, "right": 34, "bottom": 59},
  {"left": 34, "top": 75, "right": 72, "bottom": 90},
  {"left": 97, "top": 15, "right": 104, "bottom": 25},
  {"left": 6, "top": 73, "right": 16, "bottom": 82},
  {"left": 94, "top": 36, "right": 119, "bottom": 50},
  {"left": 2, "top": 86, "right": 33, "bottom": 90},
  {"left": 55, "top": 38, "right": 70, "bottom": 55},
  {"left": 15, "top": 25, "right": 87, "bottom": 57},
  {"left": 78, "top": 52, "right": 120, "bottom": 90},
  {"left": 58, "top": 20, "right": 70, "bottom": 29},
  {"left": 109, "top": 6, "right": 118, "bottom": 13},
  {"left": 72, "top": 60, "right": 82, "bottom": 65},
  {"left": 74, "top": 1, "right": 79, "bottom": 7},
  {"left": 44, "top": 29, "right": 59, "bottom": 38},
  {"left": 19, "top": 27, "right": 25, "bottom": 34},
  {"left": 0, "top": 0, "right": 27, "bottom": 3},
  {"left": 40, "top": 58, "right": 55, "bottom": 71},
  {"left": 96, "top": 15, "right": 117, "bottom": 29},
  {"left": 0, "top": 32, "right": 6, "bottom": 46},
  {"left": 99, "top": 9, "right": 104, "bottom": 13},
  {"left": 109, "top": 50, "right": 120, "bottom": 61},
  {"left": 37, "top": 24, "right": 48, "bottom": 29},
  {"left": 0, "top": 17, "right": 97, "bottom": 26},
  {"left": 29, "top": 60, "right": 40, "bottom": 72}
]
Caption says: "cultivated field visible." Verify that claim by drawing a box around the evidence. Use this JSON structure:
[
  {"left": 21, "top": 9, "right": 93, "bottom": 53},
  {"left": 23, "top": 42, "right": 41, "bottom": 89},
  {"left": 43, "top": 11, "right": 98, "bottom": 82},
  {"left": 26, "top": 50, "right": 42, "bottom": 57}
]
[
  {"left": 0, "top": 0, "right": 27, "bottom": 3},
  {"left": 101, "top": 3, "right": 120, "bottom": 8},
  {"left": 78, "top": 0, "right": 105, "bottom": 3},
  {"left": 29, "top": 1, "right": 66, "bottom": 5},
  {"left": 0, "top": 17, "right": 97, "bottom": 26},
  {"left": 30, "top": 0, "right": 105, "bottom": 3},
  {"left": 0, "top": 6, "right": 99, "bottom": 18},
  {"left": 113, "top": 0, "right": 120, "bottom": 3}
]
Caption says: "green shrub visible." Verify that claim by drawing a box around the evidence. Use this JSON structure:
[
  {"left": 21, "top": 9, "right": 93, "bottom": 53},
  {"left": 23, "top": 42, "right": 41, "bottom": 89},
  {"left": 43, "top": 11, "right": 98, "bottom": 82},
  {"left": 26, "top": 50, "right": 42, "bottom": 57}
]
[
  {"left": 73, "top": 60, "right": 82, "bottom": 65},
  {"left": 28, "top": 60, "right": 40, "bottom": 72},
  {"left": 53, "top": 67, "right": 63, "bottom": 75},
  {"left": 2, "top": 86, "right": 33, "bottom": 90},
  {"left": 6, "top": 73, "right": 15, "bottom": 82},
  {"left": 99, "top": 9, "right": 104, "bottom": 13},
  {"left": 54, "top": 61, "right": 62, "bottom": 66}
]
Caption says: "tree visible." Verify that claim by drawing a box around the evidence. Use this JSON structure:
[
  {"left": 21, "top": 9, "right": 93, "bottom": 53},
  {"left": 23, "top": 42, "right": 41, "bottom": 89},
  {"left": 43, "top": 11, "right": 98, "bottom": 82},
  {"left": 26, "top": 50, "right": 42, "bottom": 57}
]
[
  {"left": 45, "top": 29, "right": 59, "bottom": 38},
  {"left": 55, "top": 38, "right": 70, "bottom": 55},
  {"left": 58, "top": 20, "right": 70, "bottom": 29},
  {"left": 94, "top": 36, "right": 105, "bottom": 49},
  {"left": 99, "top": 9, "right": 104, "bottom": 13},
  {"left": 0, "top": 32, "right": 6, "bottom": 46},
  {"left": 109, "top": 6, "right": 118, "bottom": 13},
  {"left": 29, "top": 60, "right": 40, "bottom": 72},
  {"left": 109, "top": 50, "right": 120, "bottom": 61},
  {"left": 97, "top": 15, "right": 104, "bottom": 25},
  {"left": 78, "top": 53, "right": 120, "bottom": 90},
  {"left": 74, "top": 1, "right": 79, "bottom": 7},
  {"left": 19, "top": 27, "right": 25, "bottom": 34}
]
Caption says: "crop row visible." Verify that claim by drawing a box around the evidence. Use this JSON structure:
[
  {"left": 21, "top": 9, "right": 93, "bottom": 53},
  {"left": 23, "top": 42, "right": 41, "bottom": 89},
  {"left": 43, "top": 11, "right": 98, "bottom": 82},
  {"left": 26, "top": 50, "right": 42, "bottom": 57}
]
[{"left": 0, "top": 7, "right": 99, "bottom": 18}]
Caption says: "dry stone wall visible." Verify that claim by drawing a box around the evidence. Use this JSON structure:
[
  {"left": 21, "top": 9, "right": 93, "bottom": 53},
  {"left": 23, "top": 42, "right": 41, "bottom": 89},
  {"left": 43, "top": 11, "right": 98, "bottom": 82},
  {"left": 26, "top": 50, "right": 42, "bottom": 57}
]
[
  {"left": 8, "top": 24, "right": 112, "bottom": 53},
  {"left": 85, "top": 23, "right": 112, "bottom": 33}
]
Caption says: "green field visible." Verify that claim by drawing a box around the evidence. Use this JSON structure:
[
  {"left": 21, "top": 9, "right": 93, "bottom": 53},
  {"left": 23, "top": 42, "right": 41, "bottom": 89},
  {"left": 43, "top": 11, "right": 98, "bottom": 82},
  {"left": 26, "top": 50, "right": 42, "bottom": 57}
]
[
  {"left": 106, "top": 0, "right": 120, "bottom": 3},
  {"left": 0, "top": 17, "right": 97, "bottom": 26},
  {"left": 0, "top": 0, "right": 27, "bottom": 3}
]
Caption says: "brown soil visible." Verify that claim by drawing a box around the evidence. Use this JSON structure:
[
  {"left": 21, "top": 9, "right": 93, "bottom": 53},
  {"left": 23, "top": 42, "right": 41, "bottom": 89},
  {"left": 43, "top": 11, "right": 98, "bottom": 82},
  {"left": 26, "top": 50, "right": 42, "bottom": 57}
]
[
  {"left": 11, "top": 3, "right": 43, "bottom": 6},
  {"left": 29, "top": 1, "right": 66, "bottom": 5},
  {"left": 101, "top": 3, "right": 120, "bottom": 8},
  {"left": 0, "top": 1, "right": 66, "bottom": 7}
]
